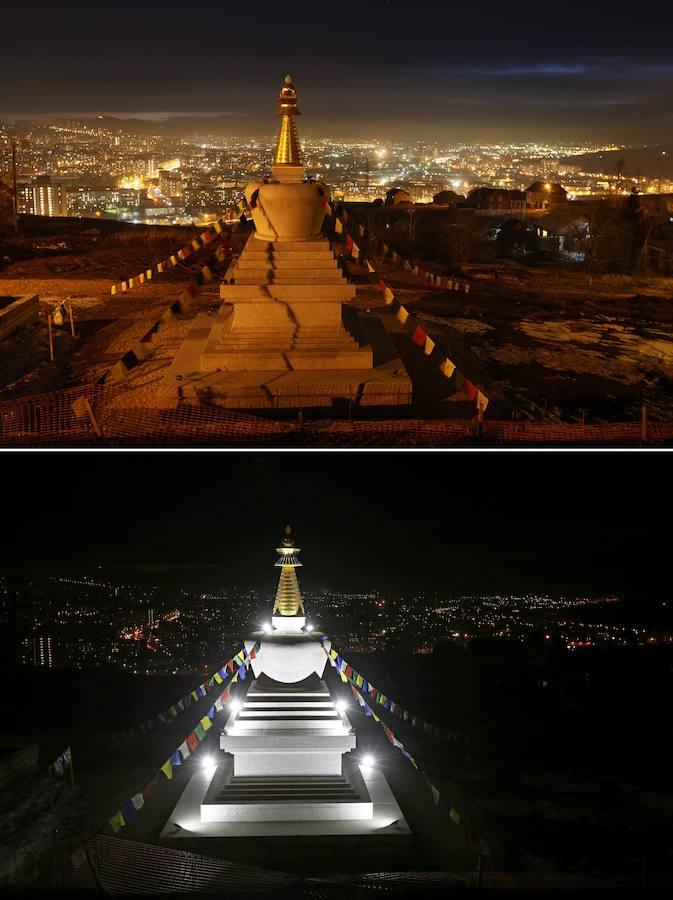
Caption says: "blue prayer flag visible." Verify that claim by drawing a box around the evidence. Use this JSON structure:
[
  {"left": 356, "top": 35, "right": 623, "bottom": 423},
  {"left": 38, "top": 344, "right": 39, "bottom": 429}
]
[{"left": 121, "top": 800, "right": 136, "bottom": 823}]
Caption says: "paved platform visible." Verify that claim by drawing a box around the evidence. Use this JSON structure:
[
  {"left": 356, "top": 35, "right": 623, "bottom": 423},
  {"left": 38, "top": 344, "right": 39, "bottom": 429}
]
[{"left": 160, "top": 760, "right": 410, "bottom": 840}]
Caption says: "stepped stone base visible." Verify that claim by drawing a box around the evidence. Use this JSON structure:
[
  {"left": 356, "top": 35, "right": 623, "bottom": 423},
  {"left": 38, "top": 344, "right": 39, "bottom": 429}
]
[
  {"left": 158, "top": 234, "right": 411, "bottom": 410},
  {"left": 161, "top": 761, "right": 410, "bottom": 841},
  {"left": 201, "top": 756, "right": 372, "bottom": 822}
]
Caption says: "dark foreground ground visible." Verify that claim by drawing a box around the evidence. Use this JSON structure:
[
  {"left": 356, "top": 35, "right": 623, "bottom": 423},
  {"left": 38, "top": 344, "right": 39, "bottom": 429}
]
[{"left": 2, "top": 640, "right": 672, "bottom": 889}]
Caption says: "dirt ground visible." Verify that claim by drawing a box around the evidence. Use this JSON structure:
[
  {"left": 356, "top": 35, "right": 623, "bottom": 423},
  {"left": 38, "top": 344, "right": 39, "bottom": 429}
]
[
  {"left": 0, "top": 221, "right": 245, "bottom": 404},
  {"left": 2, "top": 219, "right": 673, "bottom": 422},
  {"left": 354, "top": 255, "right": 673, "bottom": 422}
]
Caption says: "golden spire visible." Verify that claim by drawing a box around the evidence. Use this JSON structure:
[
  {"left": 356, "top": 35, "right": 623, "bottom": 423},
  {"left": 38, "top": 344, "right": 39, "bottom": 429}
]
[
  {"left": 273, "top": 525, "right": 305, "bottom": 616},
  {"left": 272, "top": 75, "right": 305, "bottom": 181}
]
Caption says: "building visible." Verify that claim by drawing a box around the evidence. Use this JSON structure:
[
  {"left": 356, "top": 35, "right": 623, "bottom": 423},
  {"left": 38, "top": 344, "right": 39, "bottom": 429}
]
[
  {"left": 158, "top": 169, "right": 183, "bottom": 199},
  {"left": 525, "top": 181, "right": 568, "bottom": 211},
  {"left": 0, "top": 179, "right": 14, "bottom": 228},
  {"left": 467, "top": 187, "right": 526, "bottom": 215},
  {"left": 32, "top": 175, "right": 69, "bottom": 217},
  {"left": 32, "top": 635, "right": 53, "bottom": 667},
  {"left": 432, "top": 189, "right": 464, "bottom": 206},
  {"left": 385, "top": 187, "right": 413, "bottom": 206}
]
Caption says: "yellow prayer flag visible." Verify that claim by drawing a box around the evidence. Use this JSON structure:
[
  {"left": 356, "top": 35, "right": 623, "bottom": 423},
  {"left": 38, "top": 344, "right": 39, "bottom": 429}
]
[
  {"left": 170, "top": 255, "right": 178, "bottom": 266},
  {"left": 200, "top": 716, "right": 212, "bottom": 732},
  {"left": 395, "top": 306, "right": 409, "bottom": 324},
  {"left": 383, "top": 287, "right": 395, "bottom": 305},
  {"left": 160, "top": 760, "right": 173, "bottom": 780},
  {"left": 424, "top": 336, "right": 435, "bottom": 356},
  {"left": 191, "top": 691, "right": 198, "bottom": 702},
  {"left": 191, "top": 239, "right": 201, "bottom": 251},
  {"left": 201, "top": 265, "right": 213, "bottom": 282},
  {"left": 146, "top": 269, "right": 153, "bottom": 280},
  {"left": 335, "top": 218, "right": 343, "bottom": 234},
  {"left": 450, "top": 808, "right": 461, "bottom": 825},
  {"left": 111, "top": 285, "right": 117, "bottom": 296},
  {"left": 231, "top": 673, "right": 239, "bottom": 684},
  {"left": 214, "top": 672, "right": 223, "bottom": 684},
  {"left": 109, "top": 811, "right": 125, "bottom": 833},
  {"left": 338, "top": 668, "right": 348, "bottom": 683},
  {"left": 476, "top": 390, "right": 489, "bottom": 412},
  {"left": 440, "top": 358, "right": 456, "bottom": 379},
  {"left": 329, "top": 649, "right": 338, "bottom": 660}
]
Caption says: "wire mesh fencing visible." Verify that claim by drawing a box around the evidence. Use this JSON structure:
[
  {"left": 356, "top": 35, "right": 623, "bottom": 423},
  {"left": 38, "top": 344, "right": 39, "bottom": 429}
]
[{"left": 0, "top": 384, "right": 671, "bottom": 447}]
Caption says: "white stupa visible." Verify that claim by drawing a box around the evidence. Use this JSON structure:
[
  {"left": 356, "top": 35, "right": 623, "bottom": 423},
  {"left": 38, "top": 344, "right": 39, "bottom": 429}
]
[
  {"left": 162, "top": 526, "right": 409, "bottom": 844},
  {"left": 159, "top": 76, "right": 411, "bottom": 410}
]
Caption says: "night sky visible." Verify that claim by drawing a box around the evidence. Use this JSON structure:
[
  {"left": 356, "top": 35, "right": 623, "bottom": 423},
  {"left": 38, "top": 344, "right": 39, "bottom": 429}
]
[
  {"left": 3, "top": 1, "right": 673, "bottom": 143},
  {"left": 6, "top": 452, "right": 671, "bottom": 605}
]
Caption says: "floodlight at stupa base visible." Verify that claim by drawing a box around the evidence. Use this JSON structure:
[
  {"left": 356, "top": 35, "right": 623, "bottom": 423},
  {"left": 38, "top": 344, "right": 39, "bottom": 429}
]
[{"left": 229, "top": 700, "right": 242, "bottom": 714}]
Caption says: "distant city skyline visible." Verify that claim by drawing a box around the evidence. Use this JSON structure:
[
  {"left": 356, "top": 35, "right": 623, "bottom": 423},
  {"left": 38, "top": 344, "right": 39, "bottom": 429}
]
[{"left": 3, "top": 1, "right": 673, "bottom": 143}]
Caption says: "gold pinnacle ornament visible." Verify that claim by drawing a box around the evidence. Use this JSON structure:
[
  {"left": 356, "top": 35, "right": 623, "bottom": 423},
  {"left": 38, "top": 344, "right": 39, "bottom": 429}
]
[
  {"left": 273, "top": 524, "right": 305, "bottom": 616},
  {"left": 272, "top": 75, "right": 305, "bottom": 180}
]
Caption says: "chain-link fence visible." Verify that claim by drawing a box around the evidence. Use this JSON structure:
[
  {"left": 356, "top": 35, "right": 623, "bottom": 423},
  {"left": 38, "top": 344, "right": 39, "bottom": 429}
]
[
  {"left": 2, "top": 835, "right": 669, "bottom": 896},
  {"left": 0, "top": 384, "right": 670, "bottom": 448}
]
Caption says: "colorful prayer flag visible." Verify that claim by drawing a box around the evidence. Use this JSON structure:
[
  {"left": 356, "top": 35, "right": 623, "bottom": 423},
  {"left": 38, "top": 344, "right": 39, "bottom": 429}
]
[
  {"left": 440, "top": 358, "right": 456, "bottom": 379},
  {"left": 109, "top": 811, "right": 125, "bottom": 833},
  {"left": 411, "top": 326, "right": 426, "bottom": 347}
]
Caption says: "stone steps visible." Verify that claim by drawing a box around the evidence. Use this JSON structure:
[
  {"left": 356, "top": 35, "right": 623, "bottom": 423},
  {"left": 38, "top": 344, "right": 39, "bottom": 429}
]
[
  {"left": 249, "top": 240, "right": 330, "bottom": 252},
  {"left": 221, "top": 284, "right": 356, "bottom": 299},
  {"left": 237, "top": 257, "right": 338, "bottom": 269},
  {"left": 231, "top": 273, "right": 345, "bottom": 284}
]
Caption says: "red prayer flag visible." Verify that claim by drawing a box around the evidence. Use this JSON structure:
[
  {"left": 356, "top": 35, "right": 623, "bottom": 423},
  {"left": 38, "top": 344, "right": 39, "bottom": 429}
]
[
  {"left": 378, "top": 277, "right": 387, "bottom": 295},
  {"left": 345, "top": 235, "right": 354, "bottom": 252},
  {"left": 411, "top": 325, "right": 427, "bottom": 347},
  {"left": 463, "top": 378, "right": 477, "bottom": 401},
  {"left": 186, "top": 732, "right": 199, "bottom": 752}
]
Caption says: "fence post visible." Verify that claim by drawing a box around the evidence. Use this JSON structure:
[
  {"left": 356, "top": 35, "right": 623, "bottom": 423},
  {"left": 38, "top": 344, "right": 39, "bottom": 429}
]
[
  {"left": 47, "top": 314, "right": 55, "bottom": 362},
  {"left": 68, "top": 302, "right": 76, "bottom": 338},
  {"left": 477, "top": 853, "right": 483, "bottom": 889},
  {"left": 641, "top": 402, "right": 648, "bottom": 446},
  {"left": 47, "top": 765, "right": 54, "bottom": 813}
]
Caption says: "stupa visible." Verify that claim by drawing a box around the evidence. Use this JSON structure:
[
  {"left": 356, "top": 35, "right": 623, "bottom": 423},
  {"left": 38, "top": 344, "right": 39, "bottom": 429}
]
[
  {"left": 160, "top": 76, "right": 411, "bottom": 410},
  {"left": 161, "top": 526, "right": 410, "bottom": 852}
]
